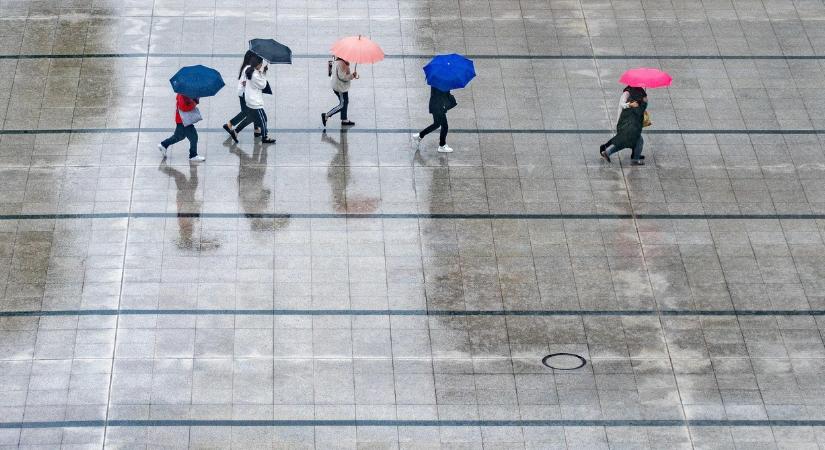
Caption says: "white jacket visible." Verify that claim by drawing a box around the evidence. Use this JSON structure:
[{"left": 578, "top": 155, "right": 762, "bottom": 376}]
[
  {"left": 330, "top": 60, "right": 354, "bottom": 93},
  {"left": 244, "top": 66, "right": 268, "bottom": 109}
]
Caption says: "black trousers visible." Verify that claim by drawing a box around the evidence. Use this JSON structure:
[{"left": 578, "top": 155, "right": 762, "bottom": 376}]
[
  {"left": 229, "top": 95, "right": 255, "bottom": 132},
  {"left": 419, "top": 112, "right": 448, "bottom": 146},
  {"left": 161, "top": 124, "right": 198, "bottom": 158},
  {"left": 326, "top": 90, "right": 349, "bottom": 120}
]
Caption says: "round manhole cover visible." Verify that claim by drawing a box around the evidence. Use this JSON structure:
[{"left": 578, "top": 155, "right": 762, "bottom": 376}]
[{"left": 542, "top": 353, "right": 586, "bottom": 370}]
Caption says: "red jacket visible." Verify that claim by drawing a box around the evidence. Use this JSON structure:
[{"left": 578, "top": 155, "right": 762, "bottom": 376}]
[{"left": 175, "top": 94, "right": 197, "bottom": 124}]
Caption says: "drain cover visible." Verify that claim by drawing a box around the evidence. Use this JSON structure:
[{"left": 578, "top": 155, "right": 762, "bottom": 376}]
[{"left": 542, "top": 353, "right": 586, "bottom": 370}]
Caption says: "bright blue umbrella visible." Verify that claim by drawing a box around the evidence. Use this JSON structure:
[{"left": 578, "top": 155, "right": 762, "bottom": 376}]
[
  {"left": 423, "top": 54, "right": 476, "bottom": 91},
  {"left": 169, "top": 65, "right": 225, "bottom": 98}
]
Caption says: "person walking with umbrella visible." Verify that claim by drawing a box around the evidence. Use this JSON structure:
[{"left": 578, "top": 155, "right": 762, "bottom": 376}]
[
  {"left": 600, "top": 67, "right": 671, "bottom": 165},
  {"left": 159, "top": 65, "right": 225, "bottom": 162},
  {"left": 322, "top": 56, "right": 358, "bottom": 127},
  {"left": 412, "top": 54, "right": 475, "bottom": 153},
  {"left": 225, "top": 39, "right": 292, "bottom": 142},
  {"left": 243, "top": 54, "right": 276, "bottom": 144},
  {"left": 321, "top": 35, "right": 384, "bottom": 129},
  {"left": 222, "top": 50, "right": 260, "bottom": 142}
]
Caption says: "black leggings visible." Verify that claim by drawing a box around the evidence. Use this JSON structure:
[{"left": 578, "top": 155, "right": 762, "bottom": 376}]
[
  {"left": 419, "top": 112, "right": 448, "bottom": 146},
  {"left": 326, "top": 90, "right": 349, "bottom": 120}
]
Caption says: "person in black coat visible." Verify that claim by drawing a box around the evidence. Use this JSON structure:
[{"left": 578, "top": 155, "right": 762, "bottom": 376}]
[
  {"left": 412, "top": 87, "right": 457, "bottom": 153},
  {"left": 600, "top": 95, "right": 647, "bottom": 165}
]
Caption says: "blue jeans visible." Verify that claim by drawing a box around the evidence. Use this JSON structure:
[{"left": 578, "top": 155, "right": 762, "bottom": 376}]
[
  {"left": 606, "top": 136, "right": 643, "bottom": 161},
  {"left": 161, "top": 124, "right": 198, "bottom": 158}
]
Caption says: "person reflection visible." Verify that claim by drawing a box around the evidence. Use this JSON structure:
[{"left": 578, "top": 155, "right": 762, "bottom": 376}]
[
  {"left": 159, "top": 161, "right": 219, "bottom": 250},
  {"left": 228, "top": 141, "right": 286, "bottom": 230},
  {"left": 321, "top": 129, "right": 378, "bottom": 213},
  {"left": 321, "top": 129, "right": 349, "bottom": 212}
]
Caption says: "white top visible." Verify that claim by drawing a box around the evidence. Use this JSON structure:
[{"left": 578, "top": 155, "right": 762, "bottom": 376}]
[
  {"left": 244, "top": 65, "right": 268, "bottom": 109},
  {"left": 616, "top": 91, "right": 630, "bottom": 128},
  {"left": 330, "top": 60, "right": 354, "bottom": 93},
  {"left": 236, "top": 68, "right": 247, "bottom": 97}
]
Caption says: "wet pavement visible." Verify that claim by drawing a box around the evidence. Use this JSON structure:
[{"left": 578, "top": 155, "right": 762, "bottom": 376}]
[{"left": 2, "top": 0, "right": 825, "bottom": 448}]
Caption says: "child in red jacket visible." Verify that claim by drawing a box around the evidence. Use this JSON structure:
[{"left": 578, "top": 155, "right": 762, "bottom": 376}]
[{"left": 158, "top": 94, "right": 205, "bottom": 161}]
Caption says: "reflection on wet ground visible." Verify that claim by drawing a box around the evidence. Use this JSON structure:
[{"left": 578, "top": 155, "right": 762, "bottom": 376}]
[{"left": 3, "top": 1, "right": 825, "bottom": 448}]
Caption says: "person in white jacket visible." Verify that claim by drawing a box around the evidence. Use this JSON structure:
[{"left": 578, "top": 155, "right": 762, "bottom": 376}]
[
  {"left": 321, "top": 57, "right": 358, "bottom": 128},
  {"left": 243, "top": 55, "right": 276, "bottom": 144}
]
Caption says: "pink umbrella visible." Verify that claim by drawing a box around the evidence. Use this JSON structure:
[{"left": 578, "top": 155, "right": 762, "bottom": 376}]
[
  {"left": 330, "top": 35, "right": 384, "bottom": 68},
  {"left": 619, "top": 67, "right": 672, "bottom": 88}
]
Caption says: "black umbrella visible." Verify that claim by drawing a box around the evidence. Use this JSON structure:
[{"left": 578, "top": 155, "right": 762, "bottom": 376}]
[{"left": 249, "top": 39, "right": 292, "bottom": 64}]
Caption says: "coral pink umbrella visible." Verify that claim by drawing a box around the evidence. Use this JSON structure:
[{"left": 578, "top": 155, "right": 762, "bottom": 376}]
[
  {"left": 619, "top": 67, "right": 672, "bottom": 88},
  {"left": 330, "top": 35, "right": 384, "bottom": 69}
]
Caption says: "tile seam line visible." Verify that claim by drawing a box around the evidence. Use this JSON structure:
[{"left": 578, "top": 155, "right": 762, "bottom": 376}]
[
  {"left": 1, "top": 419, "right": 825, "bottom": 428},
  {"left": 0, "top": 213, "right": 824, "bottom": 220},
  {"left": 3, "top": 53, "right": 825, "bottom": 60},
  {"left": 2, "top": 128, "right": 825, "bottom": 135},
  {"left": 1, "top": 309, "right": 824, "bottom": 317}
]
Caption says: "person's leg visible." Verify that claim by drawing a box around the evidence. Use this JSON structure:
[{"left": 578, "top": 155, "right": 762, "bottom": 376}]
[
  {"left": 606, "top": 144, "right": 622, "bottom": 156},
  {"left": 631, "top": 136, "right": 644, "bottom": 160},
  {"left": 161, "top": 124, "right": 186, "bottom": 148},
  {"left": 340, "top": 92, "right": 349, "bottom": 121},
  {"left": 419, "top": 114, "right": 441, "bottom": 138},
  {"left": 233, "top": 97, "right": 253, "bottom": 132},
  {"left": 229, "top": 97, "right": 247, "bottom": 127},
  {"left": 184, "top": 125, "right": 198, "bottom": 158},
  {"left": 438, "top": 113, "right": 448, "bottom": 146},
  {"left": 326, "top": 91, "right": 344, "bottom": 118}
]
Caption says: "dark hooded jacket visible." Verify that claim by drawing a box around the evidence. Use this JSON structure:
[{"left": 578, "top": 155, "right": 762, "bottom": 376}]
[
  {"left": 428, "top": 87, "right": 456, "bottom": 114},
  {"left": 611, "top": 101, "right": 647, "bottom": 149}
]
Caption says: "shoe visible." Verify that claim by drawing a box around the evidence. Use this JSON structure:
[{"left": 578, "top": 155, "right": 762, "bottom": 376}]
[
  {"left": 254, "top": 132, "right": 262, "bottom": 138},
  {"left": 341, "top": 120, "right": 355, "bottom": 126},
  {"left": 158, "top": 143, "right": 167, "bottom": 158},
  {"left": 189, "top": 155, "right": 206, "bottom": 162},
  {"left": 411, "top": 133, "right": 422, "bottom": 148},
  {"left": 638, "top": 155, "right": 645, "bottom": 160},
  {"left": 261, "top": 137, "right": 276, "bottom": 144},
  {"left": 599, "top": 147, "right": 610, "bottom": 163},
  {"left": 321, "top": 113, "right": 327, "bottom": 128},
  {"left": 631, "top": 159, "right": 645, "bottom": 165},
  {"left": 437, "top": 145, "right": 453, "bottom": 153},
  {"left": 223, "top": 124, "right": 238, "bottom": 143}
]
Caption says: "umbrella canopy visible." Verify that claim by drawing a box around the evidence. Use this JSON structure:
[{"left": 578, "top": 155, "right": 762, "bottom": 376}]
[
  {"left": 423, "top": 54, "right": 476, "bottom": 91},
  {"left": 330, "top": 35, "right": 384, "bottom": 64},
  {"left": 619, "top": 67, "right": 672, "bottom": 88},
  {"left": 249, "top": 38, "right": 292, "bottom": 64},
  {"left": 169, "top": 65, "right": 225, "bottom": 98}
]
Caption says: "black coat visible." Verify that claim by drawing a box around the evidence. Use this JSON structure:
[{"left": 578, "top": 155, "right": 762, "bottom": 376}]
[
  {"left": 611, "top": 101, "right": 647, "bottom": 149},
  {"left": 428, "top": 87, "right": 456, "bottom": 114}
]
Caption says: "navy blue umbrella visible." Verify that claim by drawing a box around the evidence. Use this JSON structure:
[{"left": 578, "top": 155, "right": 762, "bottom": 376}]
[
  {"left": 249, "top": 39, "right": 292, "bottom": 64},
  {"left": 423, "top": 54, "right": 476, "bottom": 92},
  {"left": 169, "top": 65, "right": 225, "bottom": 98}
]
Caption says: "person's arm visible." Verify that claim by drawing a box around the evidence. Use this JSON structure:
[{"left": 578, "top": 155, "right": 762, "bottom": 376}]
[
  {"left": 249, "top": 69, "right": 268, "bottom": 89},
  {"left": 177, "top": 95, "right": 196, "bottom": 112},
  {"left": 337, "top": 63, "right": 354, "bottom": 82},
  {"left": 619, "top": 91, "right": 630, "bottom": 109}
]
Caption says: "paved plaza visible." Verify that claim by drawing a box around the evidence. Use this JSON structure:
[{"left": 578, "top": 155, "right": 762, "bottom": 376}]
[{"left": 3, "top": 0, "right": 825, "bottom": 448}]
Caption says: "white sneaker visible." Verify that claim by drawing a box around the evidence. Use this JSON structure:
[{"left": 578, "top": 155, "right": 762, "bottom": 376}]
[
  {"left": 437, "top": 145, "right": 453, "bottom": 153},
  {"left": 158, "top": 143, "right": 167, "bottom": 158},
  {"left": 189, "top": 155, "right": 206, "bottom": 162},
  {"left": 411, "top": 133, "right": 422, "bottom": 147}
]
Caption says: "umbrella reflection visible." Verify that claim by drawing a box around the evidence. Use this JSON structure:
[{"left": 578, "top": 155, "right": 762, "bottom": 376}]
[
  {"left": 158, "top": 161, "right": 220, "bottom": 251},
  {"left": 322, "top": 129, "right": 379, "bottom": 213}
]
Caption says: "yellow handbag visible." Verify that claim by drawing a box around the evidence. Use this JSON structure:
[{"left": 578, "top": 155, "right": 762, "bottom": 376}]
[{"left": 643, "top": 111, "right": 652, "bottom": 128}]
